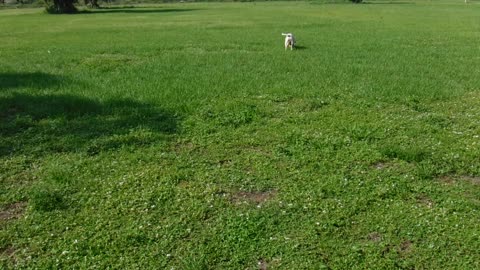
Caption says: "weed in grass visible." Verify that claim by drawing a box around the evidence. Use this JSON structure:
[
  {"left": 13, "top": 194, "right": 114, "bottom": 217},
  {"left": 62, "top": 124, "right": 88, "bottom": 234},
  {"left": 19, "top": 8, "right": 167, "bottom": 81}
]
[
  {"left": 29, "top": 185, "right": 67, "bottom": 212},
  {"left": 302, "top": 99, "right": 330, "bottom": 112},
  {"left": 379, "top": 144, "right": 430, "bottom": 163}
]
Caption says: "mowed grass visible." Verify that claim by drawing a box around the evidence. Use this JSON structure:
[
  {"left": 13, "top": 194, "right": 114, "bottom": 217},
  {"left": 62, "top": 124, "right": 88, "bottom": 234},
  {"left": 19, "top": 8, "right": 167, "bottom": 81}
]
[{"left": 1, "top": 1, "right": 480, "bottom": 268}]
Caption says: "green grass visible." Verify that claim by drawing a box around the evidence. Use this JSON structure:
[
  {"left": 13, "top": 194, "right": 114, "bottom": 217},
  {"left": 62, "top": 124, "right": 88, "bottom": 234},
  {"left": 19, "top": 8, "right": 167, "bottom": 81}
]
[{"left": 1, "top": 1, "right": 480, "bottom": 269}]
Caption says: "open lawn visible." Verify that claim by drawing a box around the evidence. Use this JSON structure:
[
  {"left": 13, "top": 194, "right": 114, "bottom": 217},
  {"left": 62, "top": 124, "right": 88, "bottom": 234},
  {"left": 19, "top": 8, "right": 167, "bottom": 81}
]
[{"left": 1, "top": 1, "right": 480, "bottom": 268}]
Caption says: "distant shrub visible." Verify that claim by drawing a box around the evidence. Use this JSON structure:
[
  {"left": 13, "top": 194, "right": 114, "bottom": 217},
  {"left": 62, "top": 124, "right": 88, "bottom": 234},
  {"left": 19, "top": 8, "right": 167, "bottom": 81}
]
[
  {"left": 44, "top": 0, "right": 77, "bottom": 13},
  {"left": 84, "top": 0, "right": 99, "bottom": 8},
  {"left": 351, "top": 0, "right": 363, "bottom": 3}
]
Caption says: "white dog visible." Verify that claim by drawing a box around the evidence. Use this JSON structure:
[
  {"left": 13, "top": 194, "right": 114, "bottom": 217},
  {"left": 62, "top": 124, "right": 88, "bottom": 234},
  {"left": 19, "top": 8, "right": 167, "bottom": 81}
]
[{"left": 282, "top": 33, "right": 295, "bottom": 50}]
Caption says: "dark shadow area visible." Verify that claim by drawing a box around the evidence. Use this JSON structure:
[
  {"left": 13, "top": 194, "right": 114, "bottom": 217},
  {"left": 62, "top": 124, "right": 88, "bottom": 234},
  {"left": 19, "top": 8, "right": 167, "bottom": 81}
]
[
  {"left": 312, "top": 0, "right": 413, "bottom": 4},
  {"left": 0, "top": 93, "right": 179, "bottom": 157},
  {"left": 0, "top": 72, "right": 63, "bottom": 90},
  {"left": 364, "top": 1, "right": 413, "bottom": 4},
  {"left": 294, "top": 45, "right": 307, "bottom": 50},
  {"left": 80, "top": 7, "right": 199, "bottom": 14}
]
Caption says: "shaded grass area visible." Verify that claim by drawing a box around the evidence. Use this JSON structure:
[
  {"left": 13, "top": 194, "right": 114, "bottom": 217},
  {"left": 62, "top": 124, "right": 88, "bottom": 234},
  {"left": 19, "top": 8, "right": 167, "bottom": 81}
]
[
  {"left": 0, "top": 93, "right": 178, "bottom": 156},
  {"left": 0, "top": 72, "right": 63, "bottom": 90},
  {"left": 79, "top": 7, "right": 200, "bottom": 14},
  {"left": 1, "top": 1, "right": 480, "bottom": 269}
]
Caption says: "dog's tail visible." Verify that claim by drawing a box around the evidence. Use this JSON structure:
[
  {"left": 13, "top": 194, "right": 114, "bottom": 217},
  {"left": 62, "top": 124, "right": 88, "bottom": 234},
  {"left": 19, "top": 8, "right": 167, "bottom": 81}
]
[{"left": 281, "top": 33, "right": 288, "bottom": 36}]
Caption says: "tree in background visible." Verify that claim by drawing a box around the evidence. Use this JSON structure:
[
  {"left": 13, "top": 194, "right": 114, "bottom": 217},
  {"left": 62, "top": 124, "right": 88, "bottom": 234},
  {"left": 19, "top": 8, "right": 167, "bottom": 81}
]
[
  {"left": 350, "top": 0, "right": 363, "bottom": 3},
  {"left": 84, "top": 0, "right": 99, "bottom": 8},
  {"left": 44, "top": 0, "right": 77, "bottom": 13}
]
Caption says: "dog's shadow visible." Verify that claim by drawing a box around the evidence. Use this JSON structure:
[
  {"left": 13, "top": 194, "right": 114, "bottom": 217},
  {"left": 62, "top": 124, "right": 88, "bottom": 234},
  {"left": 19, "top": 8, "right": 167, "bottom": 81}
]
[{"left": 294, "top": 45, "right": 307, "bottom": 50}]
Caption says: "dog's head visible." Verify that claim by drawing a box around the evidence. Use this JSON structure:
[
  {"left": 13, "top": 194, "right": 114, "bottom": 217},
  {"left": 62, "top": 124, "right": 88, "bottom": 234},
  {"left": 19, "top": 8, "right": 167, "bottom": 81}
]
[{"left": 282, "top": 33, "right": 293, "bottom": 39}]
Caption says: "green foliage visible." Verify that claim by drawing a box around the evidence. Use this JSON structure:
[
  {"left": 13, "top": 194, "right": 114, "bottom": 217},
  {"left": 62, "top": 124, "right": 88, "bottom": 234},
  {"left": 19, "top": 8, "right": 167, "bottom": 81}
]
[
  {"left": 29, "top": 185, "right": 66, "bottom": 211},
  {"left": 44, "top": 0, "right": 76, "bottom": 13},
  {"left": 83, "top": 0, "right": 99, "bottom": 8}
]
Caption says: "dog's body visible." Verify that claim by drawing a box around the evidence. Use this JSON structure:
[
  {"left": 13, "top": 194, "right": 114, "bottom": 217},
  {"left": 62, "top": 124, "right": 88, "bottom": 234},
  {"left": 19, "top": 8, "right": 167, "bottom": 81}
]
[{"left": 282, "top": 33, "right": 295, "bottom": 50}]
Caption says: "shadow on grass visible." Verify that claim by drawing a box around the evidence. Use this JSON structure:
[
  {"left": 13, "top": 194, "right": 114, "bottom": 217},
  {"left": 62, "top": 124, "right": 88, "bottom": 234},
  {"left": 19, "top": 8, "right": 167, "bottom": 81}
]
[
  {"left": 0, "top": 93, "right": 179, "bottom": 157},
  {"left": 364, "top": 1, "right": 413, "bottom": 4},
  {"left": 0, "top": 72, "right": 63, "bottom": 90},
  {"left": 80, "top": 7, "right": 199, "bottom": 14},
  {"left": 294, "top": 45, "right": 307, "bottom": 50}
]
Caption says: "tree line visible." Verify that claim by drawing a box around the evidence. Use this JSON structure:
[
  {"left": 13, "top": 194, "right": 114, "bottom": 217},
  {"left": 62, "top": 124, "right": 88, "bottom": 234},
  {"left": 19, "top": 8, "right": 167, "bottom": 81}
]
[
  {"left": 1, "top": 0, "right": 365, "bottom": 14},
  {"left": 45, "top": 0, "right": 99, "bottom": 13}
]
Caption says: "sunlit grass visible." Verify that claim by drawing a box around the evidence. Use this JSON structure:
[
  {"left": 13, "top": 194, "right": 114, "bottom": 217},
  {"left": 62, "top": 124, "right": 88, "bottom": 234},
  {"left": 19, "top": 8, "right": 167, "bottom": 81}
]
[{"left": 1, "top": 1, "right": 480, "bottom": 269}]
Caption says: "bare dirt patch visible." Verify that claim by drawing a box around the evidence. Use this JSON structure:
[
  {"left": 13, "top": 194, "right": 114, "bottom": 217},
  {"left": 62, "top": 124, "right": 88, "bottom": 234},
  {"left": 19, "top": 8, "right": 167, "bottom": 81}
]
[
  {"left": 177, "top": 181, "right": 191, "bottom": 189},
  {"left": 416, "top": 194, "right": 434, "bottom": 208},
  {"left": 245, "top": 146, "right": 272, "bottom": 157},
  {"left": 218, "top": 159, "right": 233, "bottom": 166},
  {"left": 1, "top": 246, "right": 16, "bottom": 257},
  {"left": 437, "top": 175, "right": 480, "bottom": 186},
  {"left": 367, "top": 232, "right": 382, "bottom": 243},
  {"left": 372, "top": 161, "right": 389, "bottom": 170},
  {"left": 438, "top": 175, "right": 456, "bottom": 185},
  {"left": 0, "top": 245, "right": 20, "bottom": 265},
  {"left": 173, "top": 141, "right": 198, "bottom": 154},
  {"left": 381, "top": 240, "right": 413, "bottom": 257},
  {"left": 398, "top": 240, "right": 413, "bottom": 256},
  {"left": 231, "top": 190, "right": 277, "bottom": 205},
  {"left": 0, "top": 202, "right": 27, "bottom": 223},
  {"left": 258, "top": 258, "right": 268, "bottom": 270},
  {"left": 381, "top": 244, "right": 392, "bottom": 257},
  {"left": 462, "top": 176, "right": 480, "bottom": 186}
]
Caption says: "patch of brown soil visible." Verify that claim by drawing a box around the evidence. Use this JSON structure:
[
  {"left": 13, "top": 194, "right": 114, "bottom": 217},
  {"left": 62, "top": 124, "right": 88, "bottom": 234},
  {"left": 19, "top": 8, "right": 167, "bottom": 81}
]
[
  {"left": 245, "top": 146, "right": 272, "bottom": 157},
  {"left": 416, "top": 194, "right": 434, "bottom": 208},
  {"left": 437, "top": 175, "right": 456, "bottom": 185},
  {"left": 381, "top": 244, "right": 392, "bottom": 256},
  {"left": 231, "top": 190, "right": 277, "bottom": 204},
  {"left": 381, "top": 240, "right": 413, "bottom": 257},
  {"left": 258, "top": 258, "right": 268, "bottom": 270},
  {"left": 218, "top": 159, "right": 232, "bottom": 166},
  {"left": 0, "top": 245, "right": 20, "bottom": 265},
  {"left": 173, "top": 141, "right": 197, "bottom": 154},
  {"left": 367, "top": 232, "right": 382, "bottom": 243},
  {"left": 372, "top": 162, "right": 389, "bottom": 170},
  {"left": 462, "top": 176, "right": 480, "bottom": 186},
  {"left": 177, "top": 181, "right": 191, "bottom": 189},
  {"left": 398, "top": 240, "right": 413, "bottom": 255},
  {"left": 437, "top": 175, "right": 480, "bottom": 186},
  {"left": 0, "top": 202, "right": 27, "bottom": 222},
  {"left": 1, "top": 246, "right": 16, "bottom": 257}
]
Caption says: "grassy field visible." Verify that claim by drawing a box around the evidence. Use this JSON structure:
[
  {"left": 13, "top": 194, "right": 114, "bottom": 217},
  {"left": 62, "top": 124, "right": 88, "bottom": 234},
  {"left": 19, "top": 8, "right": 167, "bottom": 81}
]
[{"left": 1, "top": 1, "right": 480, "bottom": 269}]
